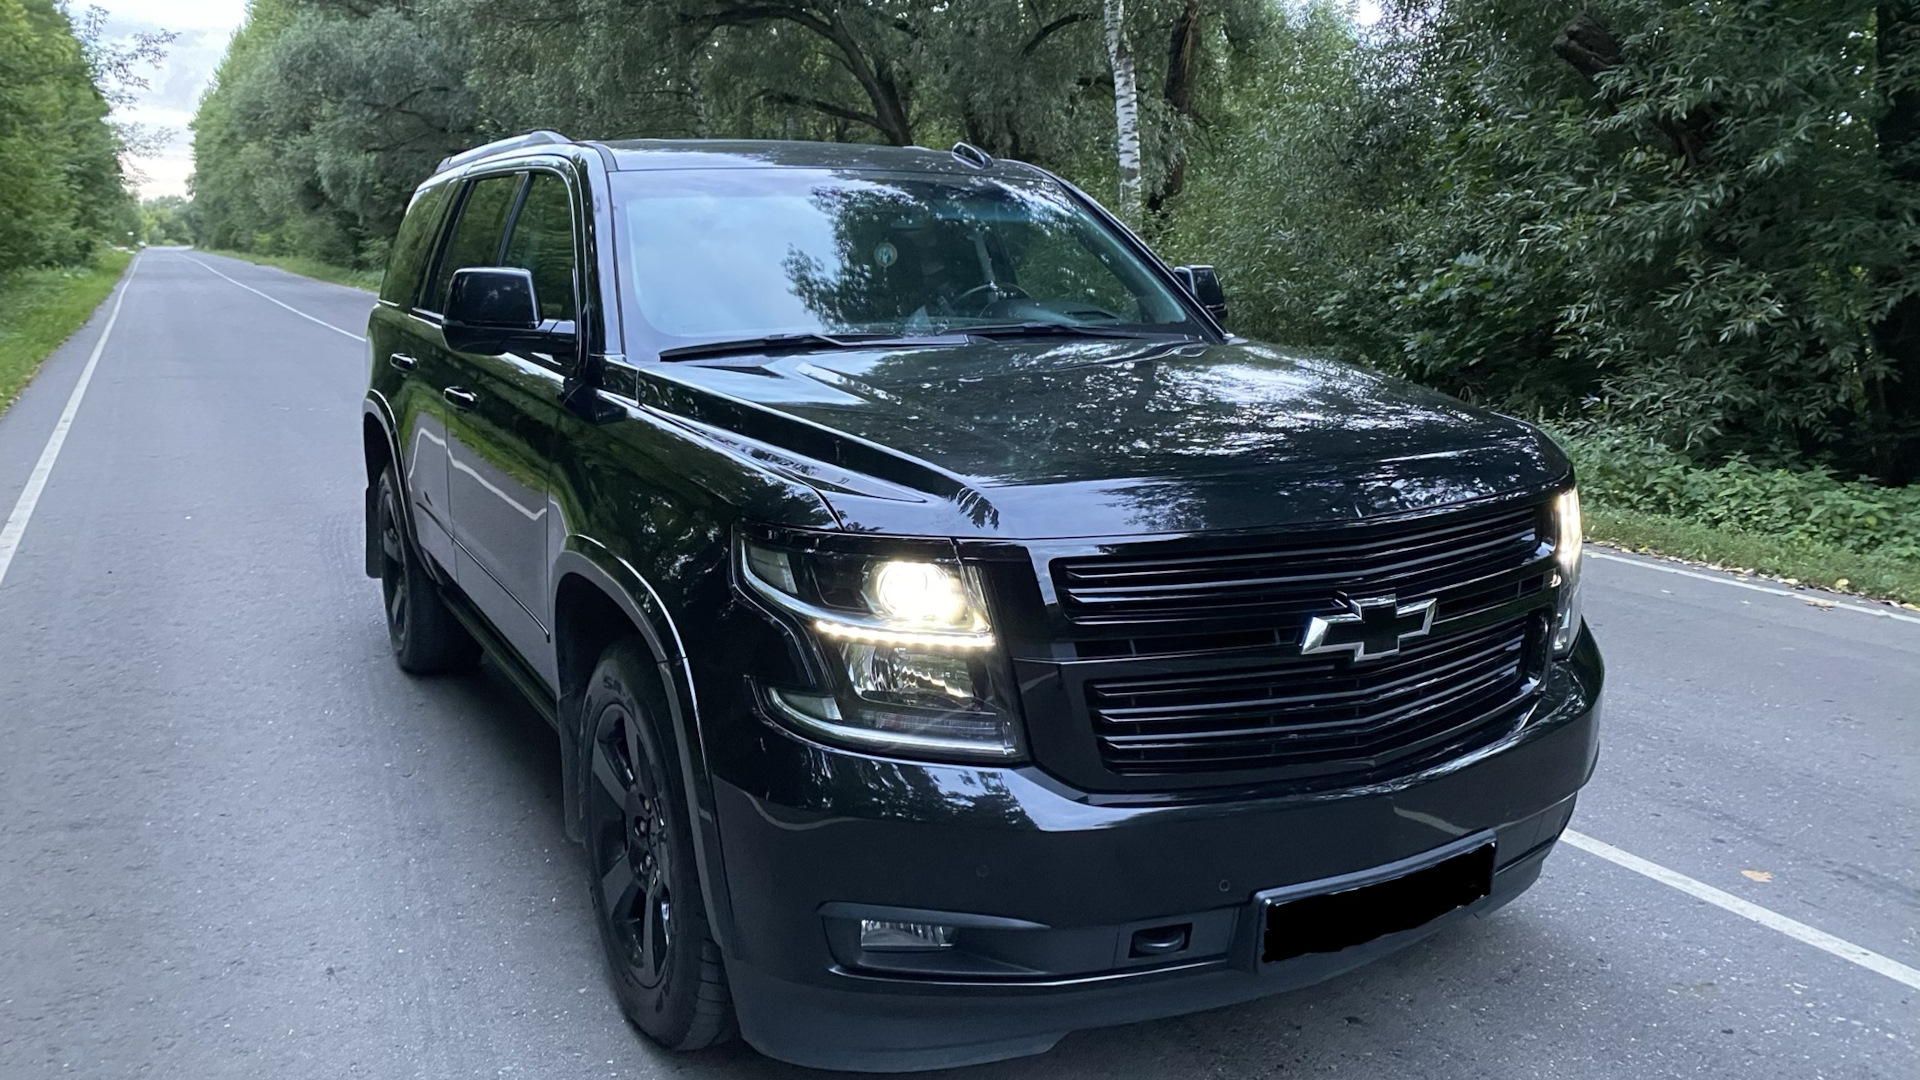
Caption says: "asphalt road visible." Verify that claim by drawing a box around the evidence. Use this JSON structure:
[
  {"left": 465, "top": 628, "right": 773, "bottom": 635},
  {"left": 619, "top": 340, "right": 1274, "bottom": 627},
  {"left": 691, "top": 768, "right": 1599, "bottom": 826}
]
[{"left": 1, "top": 250, "right": 1914, "bottom": 1079}]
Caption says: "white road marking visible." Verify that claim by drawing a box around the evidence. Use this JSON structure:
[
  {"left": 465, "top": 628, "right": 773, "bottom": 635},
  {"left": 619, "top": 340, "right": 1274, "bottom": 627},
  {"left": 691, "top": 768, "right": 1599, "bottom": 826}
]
[
  {"left": 1562, "top": 829, "right": 1920, "bottom": 991},
  {"left": 0, "top": 254, "right": 139, "bottom": 591},
  {"left": 1587, "top": 550, "right": 1920, "bottom": 626},
  {"left": 180, "top": 254, "right": 367, "bottom": 342}
]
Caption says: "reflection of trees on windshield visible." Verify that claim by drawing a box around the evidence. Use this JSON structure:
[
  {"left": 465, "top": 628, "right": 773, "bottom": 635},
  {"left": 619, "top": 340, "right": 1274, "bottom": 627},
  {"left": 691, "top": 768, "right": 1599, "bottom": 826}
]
[
  {"left": 781, "top": 182, "right": 969, "bottom": 330},
  {"left": 780, "top": 178, "right": 1173, "bottom": 332}
]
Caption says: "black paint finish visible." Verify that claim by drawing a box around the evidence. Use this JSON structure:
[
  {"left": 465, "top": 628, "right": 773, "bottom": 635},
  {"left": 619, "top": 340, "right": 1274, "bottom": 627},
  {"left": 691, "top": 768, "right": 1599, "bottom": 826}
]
[{"left": 360, "top": 136, "right": 1602, "bottom": 1072}]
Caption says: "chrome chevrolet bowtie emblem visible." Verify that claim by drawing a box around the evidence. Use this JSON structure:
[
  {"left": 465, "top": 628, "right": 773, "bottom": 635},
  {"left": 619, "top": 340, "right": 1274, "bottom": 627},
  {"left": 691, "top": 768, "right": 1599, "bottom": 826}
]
[{"left": 1300, "top": 595, "right": 1436, "bottom": 660}]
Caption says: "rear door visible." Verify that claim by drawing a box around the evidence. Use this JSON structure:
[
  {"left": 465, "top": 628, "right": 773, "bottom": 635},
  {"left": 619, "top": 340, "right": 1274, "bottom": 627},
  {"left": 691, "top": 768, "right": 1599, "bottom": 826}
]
[
  {"left": 443, "top": 170, "right": 579, "bottom": 687},
  {"left": 372, "top": 181, "right": 459, "bottom": 571}
]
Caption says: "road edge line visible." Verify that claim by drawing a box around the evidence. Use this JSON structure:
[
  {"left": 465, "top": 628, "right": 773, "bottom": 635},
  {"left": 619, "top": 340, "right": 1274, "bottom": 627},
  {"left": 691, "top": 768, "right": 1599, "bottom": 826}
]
[
  {"left": 0, "top": 253, "right": 140, "bottom": 591},
  {"left": 1586, "top": 550, "right": 1920, "bottom": 626},
  {"left": 1561, "top": 829, "right": 1920, "bottom": 991},
  {"left": 181, "top": 253, "right": 366, "bottom": 342}
]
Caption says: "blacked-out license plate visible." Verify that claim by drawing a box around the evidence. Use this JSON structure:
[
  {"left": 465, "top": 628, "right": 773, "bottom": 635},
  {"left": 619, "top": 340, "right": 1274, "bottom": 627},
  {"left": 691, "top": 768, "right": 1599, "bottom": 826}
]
[{"left": 1262, "top": 842, "right": 1495, "bottom": 963}]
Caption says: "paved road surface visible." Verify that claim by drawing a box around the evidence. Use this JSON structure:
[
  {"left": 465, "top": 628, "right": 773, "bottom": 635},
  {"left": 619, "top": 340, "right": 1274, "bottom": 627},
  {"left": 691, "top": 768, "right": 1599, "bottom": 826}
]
[{"left": 2, "top": 251, "right": 1914, "bottom": 1079}]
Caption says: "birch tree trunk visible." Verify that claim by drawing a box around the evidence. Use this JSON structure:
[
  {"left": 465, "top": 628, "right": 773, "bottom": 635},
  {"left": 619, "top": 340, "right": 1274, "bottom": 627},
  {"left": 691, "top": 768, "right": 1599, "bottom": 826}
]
[{"left": 1102, "top": 0, "right": 1143, "bottom": 223}]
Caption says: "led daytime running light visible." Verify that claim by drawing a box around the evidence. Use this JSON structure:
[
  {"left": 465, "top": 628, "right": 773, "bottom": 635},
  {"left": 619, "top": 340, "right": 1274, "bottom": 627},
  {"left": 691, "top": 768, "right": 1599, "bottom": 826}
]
[
  {"left": 1554, "top": 488, "right": 1583, "bottom": 573},
  {"left": 812, "top": 618, "right": 996, "bottom": 650}
]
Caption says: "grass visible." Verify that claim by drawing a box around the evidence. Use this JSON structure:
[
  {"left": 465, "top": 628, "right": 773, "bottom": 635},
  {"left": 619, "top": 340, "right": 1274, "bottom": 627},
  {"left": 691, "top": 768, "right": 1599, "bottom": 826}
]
[
  {"left": 1585, "top": 506, "right": 1920, "bottom": 609},
  {"left": 206, "top": 248, "right": 382, "bottom": 291},
  {"left": 0, "top": 249, "right": 134, "bottom": 413}
]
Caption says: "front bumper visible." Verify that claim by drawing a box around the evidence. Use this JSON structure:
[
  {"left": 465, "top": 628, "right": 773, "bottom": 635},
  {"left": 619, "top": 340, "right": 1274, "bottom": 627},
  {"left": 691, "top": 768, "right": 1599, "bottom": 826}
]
[{"left": 705, "top": 633, "right": 1601, "bottom": 1072}]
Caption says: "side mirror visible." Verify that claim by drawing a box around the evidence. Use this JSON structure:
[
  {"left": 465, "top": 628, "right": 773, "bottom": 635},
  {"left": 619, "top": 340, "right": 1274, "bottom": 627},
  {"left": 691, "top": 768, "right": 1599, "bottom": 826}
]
[
  {"left": 443, "top": 267, "right": 573, "bottom": 356},
  {"left": 1173, "top": 264, "right": 1227, "bottom": 324}
]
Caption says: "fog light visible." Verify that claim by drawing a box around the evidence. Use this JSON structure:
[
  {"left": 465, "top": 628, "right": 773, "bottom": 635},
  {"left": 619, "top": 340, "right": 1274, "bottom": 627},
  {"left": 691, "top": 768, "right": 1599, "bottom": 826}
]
[{"left": 859, "top": 919, "right": 956, "bottom": 951}]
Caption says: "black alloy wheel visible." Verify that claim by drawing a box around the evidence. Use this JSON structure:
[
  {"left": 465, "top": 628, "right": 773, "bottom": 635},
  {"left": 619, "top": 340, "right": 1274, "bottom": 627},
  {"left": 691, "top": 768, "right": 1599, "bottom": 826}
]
[
  {"left": 375, "top": 467, "right": 478, "bottom": 674},
  {"left": 580, "top": 640, "right": 734, "bottom": 1050},
  {"left": 588, "top": 700, "right": 676, "bottom": 991}
]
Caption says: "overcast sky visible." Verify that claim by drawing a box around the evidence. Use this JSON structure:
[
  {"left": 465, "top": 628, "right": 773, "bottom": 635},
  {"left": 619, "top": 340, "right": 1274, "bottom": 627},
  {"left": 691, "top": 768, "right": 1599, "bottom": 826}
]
[{"left": 87, "top": 0, "right": 249, "bottom": 200}]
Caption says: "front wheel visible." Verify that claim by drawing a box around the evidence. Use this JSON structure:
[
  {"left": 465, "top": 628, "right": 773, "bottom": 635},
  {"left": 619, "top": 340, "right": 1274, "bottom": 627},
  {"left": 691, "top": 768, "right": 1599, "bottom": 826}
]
[{"left": 581, "top": 639, "right": 734, "bottom": 1051}]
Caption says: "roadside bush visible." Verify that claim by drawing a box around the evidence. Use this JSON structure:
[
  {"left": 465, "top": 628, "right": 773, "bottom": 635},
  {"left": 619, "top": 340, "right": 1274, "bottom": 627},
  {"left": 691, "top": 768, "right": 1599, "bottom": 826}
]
[{"left": 1557, "top": 427, "right": 1920, "bottom": 561}]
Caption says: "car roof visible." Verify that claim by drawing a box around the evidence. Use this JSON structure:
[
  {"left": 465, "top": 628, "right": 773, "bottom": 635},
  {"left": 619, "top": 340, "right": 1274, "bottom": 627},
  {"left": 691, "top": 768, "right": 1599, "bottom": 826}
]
[
  {"left": 432, "top": 132, "right": 1039, "bottom": 183},
  {"left": 594, "top": 139, "right": 1030, "bottom": 178}
]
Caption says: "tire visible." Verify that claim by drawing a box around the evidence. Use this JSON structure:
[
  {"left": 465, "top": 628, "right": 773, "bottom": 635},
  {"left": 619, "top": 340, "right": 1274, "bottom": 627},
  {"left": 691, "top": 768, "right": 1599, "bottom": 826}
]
[
  {"left": 375, "top": 467, "right": 479, "bottom": 674},
  {"left": 580, "top": 639, "right": 735, "bottom": 1051}
]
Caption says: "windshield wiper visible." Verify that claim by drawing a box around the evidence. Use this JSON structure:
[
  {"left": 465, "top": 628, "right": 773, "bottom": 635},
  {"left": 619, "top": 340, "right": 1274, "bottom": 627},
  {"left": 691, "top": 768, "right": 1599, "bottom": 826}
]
[
  {"left": 958, "top": 322, "right": 1190, "bottom": 342},
  {"left": 658, "top": 331, "right": 969, "bottom": 361}
]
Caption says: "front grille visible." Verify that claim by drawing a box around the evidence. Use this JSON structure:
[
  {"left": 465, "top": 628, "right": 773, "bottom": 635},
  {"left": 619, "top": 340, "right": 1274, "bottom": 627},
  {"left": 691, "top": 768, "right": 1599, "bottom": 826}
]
[
  {"left": 1037, "top": 497, "right": 1560, "bottom": 783},
  {"left": 1055, "top": 501, "right": 1545, "bottom": 658},
  {"left": 1088, "top": 614, "right": 1543, "bottom": 776}
]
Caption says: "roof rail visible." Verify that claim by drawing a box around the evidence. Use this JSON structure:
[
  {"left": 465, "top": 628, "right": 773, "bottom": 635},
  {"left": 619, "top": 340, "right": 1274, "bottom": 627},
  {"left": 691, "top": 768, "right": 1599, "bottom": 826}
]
[
  {"left": 950, "top": 142, "right": 995, "bottom": 169},
  {"left": 435, "top": 130, "right": 571, "bottom": 174}
]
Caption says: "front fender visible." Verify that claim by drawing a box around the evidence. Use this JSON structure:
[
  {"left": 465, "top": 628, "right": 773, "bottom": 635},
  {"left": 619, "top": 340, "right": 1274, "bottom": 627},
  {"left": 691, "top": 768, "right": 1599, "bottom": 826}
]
[{"left": 552, "top": 539, "right": 738, "bottom": 953}]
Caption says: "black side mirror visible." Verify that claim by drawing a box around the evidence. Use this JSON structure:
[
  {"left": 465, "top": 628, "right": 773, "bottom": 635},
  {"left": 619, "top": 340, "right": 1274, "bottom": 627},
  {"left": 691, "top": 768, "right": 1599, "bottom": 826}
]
[
  {"left": 1173, "top": 264, "right": 1227, "bottom": 324},
  {"left": 443, "top": 267, "right": 573, "bottom": 356}
]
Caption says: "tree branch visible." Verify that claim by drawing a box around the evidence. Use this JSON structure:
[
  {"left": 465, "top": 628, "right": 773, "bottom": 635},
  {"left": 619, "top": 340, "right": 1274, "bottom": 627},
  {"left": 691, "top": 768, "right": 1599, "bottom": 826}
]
[
  {"left": 1023, "top": 11, "right": 1093, "bottom": 56},
  {"left": 758, "top": 89, "right": 880, "bottom": 131},
  {"left": 1551, "top": 11, "right": 1715, "bottom": 169}
]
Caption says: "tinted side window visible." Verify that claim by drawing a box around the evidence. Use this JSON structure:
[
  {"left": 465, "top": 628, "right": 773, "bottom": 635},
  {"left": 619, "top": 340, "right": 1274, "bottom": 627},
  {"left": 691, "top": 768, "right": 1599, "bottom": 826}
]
[
  {"left": 500, "top": 173, "right": 577, "bottom": 322},
  {"left": 423, "top": 174, "right": 523, "bottom": 314},
  {"left": 379, "top": 183, "right": 452, "bottom": 306}
]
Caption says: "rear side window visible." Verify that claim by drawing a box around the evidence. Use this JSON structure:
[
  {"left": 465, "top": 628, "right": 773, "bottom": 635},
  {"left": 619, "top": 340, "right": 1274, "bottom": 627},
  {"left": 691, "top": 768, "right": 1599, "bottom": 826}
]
[
  {"left": 422, "top": 174, "right": 524, "bottom": 314},
  {"left": 499, "top": 173, "right": 577, "bottom": 322},
  {"left": 380, "top": 184, "right": 454, "bottom": 306}
]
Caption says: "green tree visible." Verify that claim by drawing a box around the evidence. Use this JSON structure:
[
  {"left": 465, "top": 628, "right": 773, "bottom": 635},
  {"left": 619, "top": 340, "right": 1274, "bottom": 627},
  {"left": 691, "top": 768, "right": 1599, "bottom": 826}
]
[
  {"left": 0, "top": 0, "right": 138, "bottom": 272},
  {"left": 1165, "top": 0, "right": 1920, "bottom": 484},
  {"left": 1368, "top": 0, "right": 1920, "bottom": 482},
  {"left": 141, "top": 194, "right": 191, "bottom": 245},
  {"left": 192, "top": 0, "right": 475, "bottom": 266},
  {"left": 185, "top": 0, "right": 1918, "bottom": 486}
]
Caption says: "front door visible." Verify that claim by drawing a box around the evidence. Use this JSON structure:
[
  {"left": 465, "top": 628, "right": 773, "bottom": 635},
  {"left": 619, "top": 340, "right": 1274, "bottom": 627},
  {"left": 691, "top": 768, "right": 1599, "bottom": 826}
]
[
  {"left": 439, "top": 171, "right": 578, "bottom": 688},
  {"left": 412, "top": 172, "right": 546, "bottom": 678}
]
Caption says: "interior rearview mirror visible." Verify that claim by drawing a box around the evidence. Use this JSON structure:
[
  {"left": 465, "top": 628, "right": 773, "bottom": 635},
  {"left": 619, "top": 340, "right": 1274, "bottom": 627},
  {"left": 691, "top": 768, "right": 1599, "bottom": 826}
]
[
  {"left": 443, "top": 267, "right": 573, "bottom": 356},
  {"left": 1173, "top": 264, "right": 1227, "bottom": 324}
]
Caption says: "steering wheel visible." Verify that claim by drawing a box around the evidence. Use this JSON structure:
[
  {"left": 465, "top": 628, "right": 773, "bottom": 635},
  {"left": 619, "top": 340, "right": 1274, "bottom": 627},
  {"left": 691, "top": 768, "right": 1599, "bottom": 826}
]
[{"left": 955, "top": 281, "right": 1031, "bottom": 314}]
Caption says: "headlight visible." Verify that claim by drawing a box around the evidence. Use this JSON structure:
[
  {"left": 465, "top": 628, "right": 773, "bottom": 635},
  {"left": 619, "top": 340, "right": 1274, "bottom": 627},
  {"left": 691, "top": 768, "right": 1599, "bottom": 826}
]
[
  {"left": 737, "top": 533, "right": 1024, "bottom": 762},
  {"left": 867, "top": 560, "right": 979, "bottom": 627},
  {"left": 1550, "top": 487, "right": 1584, "bottom": 655}
]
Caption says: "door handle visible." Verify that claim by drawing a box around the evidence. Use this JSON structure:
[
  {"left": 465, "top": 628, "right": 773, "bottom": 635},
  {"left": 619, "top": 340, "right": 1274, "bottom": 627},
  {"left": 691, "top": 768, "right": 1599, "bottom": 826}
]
[
  {"left": 388, "top": 352, "right": 418, "bottom": 372},
  {"left": 443, "top": 387, "right": 478, "bottom": 409}
]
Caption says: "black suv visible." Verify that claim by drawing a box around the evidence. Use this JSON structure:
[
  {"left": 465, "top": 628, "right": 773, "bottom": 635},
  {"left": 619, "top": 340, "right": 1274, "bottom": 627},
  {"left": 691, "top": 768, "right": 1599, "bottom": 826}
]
[{"left": 362, "top": 132, "right": 1602, "bottom": 1072}]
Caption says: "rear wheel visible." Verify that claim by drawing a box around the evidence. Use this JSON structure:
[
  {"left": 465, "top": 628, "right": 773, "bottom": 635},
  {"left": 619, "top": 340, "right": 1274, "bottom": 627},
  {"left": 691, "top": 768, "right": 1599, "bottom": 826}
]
[
  {"left": 375, "top": 467, "right": 478, "bottom": 674},
  {"left": 581, "top": 639, "right": 734, "bottom": 1051}
]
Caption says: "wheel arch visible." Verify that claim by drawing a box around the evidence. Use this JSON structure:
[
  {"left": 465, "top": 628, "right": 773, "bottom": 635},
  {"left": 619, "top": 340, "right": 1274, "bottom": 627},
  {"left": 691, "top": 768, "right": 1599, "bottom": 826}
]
[
  {"left": 361, "top": 395, "right": 404, "bottom": 579},
  {"left": 552, "top": 541, "right": 736, "bottom": 953}
]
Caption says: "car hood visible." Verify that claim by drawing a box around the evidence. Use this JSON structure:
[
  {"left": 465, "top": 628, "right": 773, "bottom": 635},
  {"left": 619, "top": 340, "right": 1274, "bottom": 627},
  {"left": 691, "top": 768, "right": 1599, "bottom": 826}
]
[{"left": 635, "top": 338, "right": 1569, "bottom": 540}]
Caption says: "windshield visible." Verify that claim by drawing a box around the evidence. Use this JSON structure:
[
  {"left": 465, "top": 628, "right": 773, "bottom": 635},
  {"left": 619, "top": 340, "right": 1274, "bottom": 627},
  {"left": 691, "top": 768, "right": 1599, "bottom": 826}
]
[{"left": 612, "top": 169, "right": 1203, "bottom": 346}]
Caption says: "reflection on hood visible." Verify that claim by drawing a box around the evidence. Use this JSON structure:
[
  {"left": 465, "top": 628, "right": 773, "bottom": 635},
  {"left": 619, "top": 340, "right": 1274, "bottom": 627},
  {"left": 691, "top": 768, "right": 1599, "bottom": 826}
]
[{"left": 641, "top": 339, "right": 1567, "bottom": 539}]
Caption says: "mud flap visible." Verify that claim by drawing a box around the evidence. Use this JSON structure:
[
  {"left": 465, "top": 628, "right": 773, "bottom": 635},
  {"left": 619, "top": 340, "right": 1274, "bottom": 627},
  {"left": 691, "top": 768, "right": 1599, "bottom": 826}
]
[{"left": 364, "top": 483, "right": 381, "bottom": 578}]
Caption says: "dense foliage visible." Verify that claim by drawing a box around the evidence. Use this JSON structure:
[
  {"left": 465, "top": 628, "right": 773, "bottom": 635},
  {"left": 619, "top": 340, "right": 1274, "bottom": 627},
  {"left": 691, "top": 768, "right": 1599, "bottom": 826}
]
[
  {"left": 141, "top": 195, "right": 191, "bottom": 245},
  {"left": 1558, "top": 427, "right": 1920, "bottom": 560},
  {"left": 190, "top": 0, "right": 1920, "bottom": 487},
  {"left": 0, "top": 0, "right": 144, "bottom": 273}
]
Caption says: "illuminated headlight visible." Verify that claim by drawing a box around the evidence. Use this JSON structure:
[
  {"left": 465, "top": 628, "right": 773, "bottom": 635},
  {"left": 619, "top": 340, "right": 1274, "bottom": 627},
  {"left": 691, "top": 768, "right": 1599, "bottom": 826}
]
[
  {"left": 738, "top": 534, "right": 1023, "bottom": 761},
  {"left": 1550, "top": 487, "right": 1584, "bottom": 655}
]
